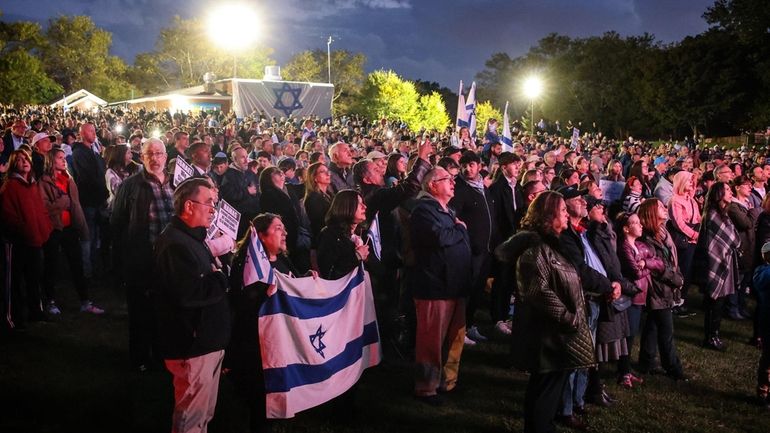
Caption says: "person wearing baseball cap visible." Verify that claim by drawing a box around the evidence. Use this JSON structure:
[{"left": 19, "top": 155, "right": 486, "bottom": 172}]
[
  {"left": 366, "top": 150, "right": 388, "bottom": 175},
  {"left": 30, "top": 132, "right": 55, "bottom": 179},
  {"left": 556, "top": 183, "right": 626, "bottom": 419}
]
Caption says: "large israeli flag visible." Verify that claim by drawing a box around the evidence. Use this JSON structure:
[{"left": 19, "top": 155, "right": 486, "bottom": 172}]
[
  {"left": 258, "top": 266, "right": 381, "bottom": 418},
  {"left": 465, "top": 81, "right": 477, "bottom": 138},
  {"left": 455, "top": 80, "right": 467, "bottom": 132},
  {"left": 501, "top": 101, "right": 513, "bottom": 153},
  {"left": 243, "top": 227, "right": 275, "bottom": 286}
]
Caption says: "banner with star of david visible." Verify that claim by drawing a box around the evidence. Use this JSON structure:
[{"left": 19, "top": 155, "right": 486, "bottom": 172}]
[
  {"left": 231, "top": 79, "right": 334, "bottom": 120},
  {"left": 257, "top": 265, "right": 381, "bottom": 418}
]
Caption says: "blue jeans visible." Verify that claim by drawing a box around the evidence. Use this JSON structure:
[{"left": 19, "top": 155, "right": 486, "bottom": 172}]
[
  {"left": 560, "top": 300, "right": 599, "bottom": 415},
  {"left": 80, "top": 206, "right": 103, "bottom": 278}
]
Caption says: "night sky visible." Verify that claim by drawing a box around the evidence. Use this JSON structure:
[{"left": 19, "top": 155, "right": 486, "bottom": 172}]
[{"left": 3, "top": 0, "right": 716, "bottom": 87}]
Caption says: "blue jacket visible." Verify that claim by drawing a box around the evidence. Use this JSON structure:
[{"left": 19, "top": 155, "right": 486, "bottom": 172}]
[
  {"left": 754, "top": 264, "right": 770, "bottom": 338},
  {"left": 407, "top": 192, "right": 472, "bottom": 299}
]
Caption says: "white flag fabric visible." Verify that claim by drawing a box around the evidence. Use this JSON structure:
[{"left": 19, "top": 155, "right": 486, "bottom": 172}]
[
  {"left": 465, "top": 81, "right": 477, "bottom": 138},
  {"left": 367, "top": 212, "right": 382, "bottom": 261},
  {"left": 455, "top": 80, "right": 467, "bottom": 132},
  {"left": 501, "top": 101, "right": 513, "bottom": 153},
  {"left": 243, "top": 227, "right": 275, "bottom": 286},
  {"left": 258, "top": 266, "right": 381, "bottom": 418}
]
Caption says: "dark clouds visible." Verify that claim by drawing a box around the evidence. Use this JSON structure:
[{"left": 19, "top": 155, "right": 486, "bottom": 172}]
[{"left": 3, "top": 0, "right": 715, "bottom": 87}]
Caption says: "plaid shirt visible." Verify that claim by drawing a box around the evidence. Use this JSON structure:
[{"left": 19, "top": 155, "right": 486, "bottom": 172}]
[{"left": 146, "top": 171, "right": 175, "bottom": 243}]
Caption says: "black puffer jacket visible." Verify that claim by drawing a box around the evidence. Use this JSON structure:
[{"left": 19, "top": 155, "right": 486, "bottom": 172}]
[{"left": 496, "top": 230, "right": 595, "bottom": 374}]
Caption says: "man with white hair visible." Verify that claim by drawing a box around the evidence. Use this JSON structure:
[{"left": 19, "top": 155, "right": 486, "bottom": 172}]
[
  {"left": 111, "top": 138, "right": 175, "bottom": 372},
  {"left": 328, "top": 141, "right": 355, "bottom": 195}
]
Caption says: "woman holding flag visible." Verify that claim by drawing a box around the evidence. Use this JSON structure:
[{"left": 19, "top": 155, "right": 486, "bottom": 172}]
[
  {"left": 316, "top": 190, "right": 370, "bottom": 280},
  {"left": 227, "top": 213, "right": 298, "bottom": 433}
]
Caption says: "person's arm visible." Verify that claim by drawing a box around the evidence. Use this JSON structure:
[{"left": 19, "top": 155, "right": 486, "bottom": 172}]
[
  {"left": 410, "top": 205, "right": 467, "bottom": 249},
  {"left": 560, "top": 230, "right": 612, "bottom": 295},
  {"left": 517, "top": 249, "right": 578, "bottom": 331},
  {"left": 156, "top": 243, "right": 228, "bottom": 308},
  {"left": 669, "top": 199, "right": 698, "bottom": 240}
]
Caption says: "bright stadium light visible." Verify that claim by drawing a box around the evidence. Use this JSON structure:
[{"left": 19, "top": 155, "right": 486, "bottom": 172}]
[
  {"left": 522, "top": 76, "right": 543, "bottom": 100},
  {"left": 522, "top": 75, "right": 543, "bottom": 134},
  {"left": 207, "top": 4, "right": 261, "bottom": 77}
]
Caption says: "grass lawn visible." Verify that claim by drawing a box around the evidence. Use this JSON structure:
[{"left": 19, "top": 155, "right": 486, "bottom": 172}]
[{"left": 2, "top": 275, "right": 769, "bottom": 433}]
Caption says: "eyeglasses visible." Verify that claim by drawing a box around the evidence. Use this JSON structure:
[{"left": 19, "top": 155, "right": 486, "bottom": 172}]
[
  {"left": 432, "top": 176, "right": 455, "bottom": 184},
  {"left": 188, "top": 199, "right": 216, "bottom": 210},
  {"left": 143, "top": 151, "right": 166, "bottom": 159}
]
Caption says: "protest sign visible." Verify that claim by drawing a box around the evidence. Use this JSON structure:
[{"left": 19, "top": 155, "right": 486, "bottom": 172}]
[
  {"left": 599, "top": 179, "right": 626, "bottom": 203},
  {"left": 173, "top": 157, "right": 195, "bottom": 186}
]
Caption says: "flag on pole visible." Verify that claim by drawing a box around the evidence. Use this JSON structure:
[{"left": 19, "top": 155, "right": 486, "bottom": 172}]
[
  {"left": 258, "top": 266, "right": 381, "bottom": 418},
  {"left": 367, "top": 212, "right": 382, "bottom": 261},
  {"left": 501, "top": 101, "right": 513, "bottom": 153},
  {"left": 455, "top": 80, "right": 467, "bottom": 132},
  {"left": 243, "top": 227, "right": 275, "bottom": 286},
  {"left": 465, "top": 81, "right": 477, "bottom": 138}
]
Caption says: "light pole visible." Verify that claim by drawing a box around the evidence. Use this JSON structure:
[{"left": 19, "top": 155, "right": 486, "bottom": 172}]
[
  {"left": 522, "top": 76, "right": 543, "bottom": 135},
  {"left": 327, "top": 36, "right": 333, "bottom": 84},
  {"left": 207, "top": 4, "right": 260, "bottom": 78}
]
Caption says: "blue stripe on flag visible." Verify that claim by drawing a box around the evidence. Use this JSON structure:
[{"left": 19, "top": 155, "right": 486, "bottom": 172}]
[
  {"left": 263, "top": 321, "right": 380, "bottom": 393},
  {"left": 259, "top": 267, "right": 366, "bottom": 319},
  {"left": 247, "top": 239, "right": 264, "bottom": 281}
]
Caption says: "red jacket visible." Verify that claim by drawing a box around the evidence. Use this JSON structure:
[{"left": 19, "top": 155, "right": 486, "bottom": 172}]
[{"left": 1, "top": 174, "right": 53, "bottom": 247}]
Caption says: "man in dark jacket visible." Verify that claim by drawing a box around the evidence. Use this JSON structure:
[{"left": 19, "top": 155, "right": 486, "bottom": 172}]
[
  {"left": 449, "top": 151, "right": 495, "bottom": 345},
  {"left": 220, "top": 146, "right": 259, "bottom": 239},
  {"left": 154, "top": 177, "right": 230, "bottom": 433},
  {"left": 556, "top": 186, "right": 623, "bottom": 428},
  {"left": 353, "top": 142, "right": 432, "bottom": 351},
  {"left": 487, "top": 152, "right": 523, "bottom": 336},
  {"left": 111, "top": 138, "right": 175, "bottom": 371},
  {"left": 71, "top": 122, "right": 109, "bottom": 277},
  {"left": 408, "top": 167, "right": 472, "bottom": 405},
  {"left": 328, "top": 141, "right": 355, "bottom": 195},
  {"left": 1, "top": 119, "right": 27, "bottom": 165}
]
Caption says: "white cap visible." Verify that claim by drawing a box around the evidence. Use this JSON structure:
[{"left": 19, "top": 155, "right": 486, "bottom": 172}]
[{"left": 30, "top": 132, "right": 53, "bottom": 147}]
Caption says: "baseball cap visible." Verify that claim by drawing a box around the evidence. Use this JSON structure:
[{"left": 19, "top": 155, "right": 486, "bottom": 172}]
[
  {"left": 762, "top": 242, "right": 770, "bottom": 255},
  {"left": 30, "top": 132, "right": 54, "bottom": 147},
  {"left": 366, "top": 150, "right": 387, "bottom": 160},
  {"left": 585, "top": 196, "right": 605, "bottom": 211},
  {"left": 557, "top": 185, "right": 588, "bottom": 200},
  {"left": 653, "top": 156, "right": 667, "bottom": 166}
]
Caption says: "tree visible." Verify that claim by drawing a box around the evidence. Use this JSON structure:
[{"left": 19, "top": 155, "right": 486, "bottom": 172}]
[
  {"left": 133, "top": 16, "right": 275, "bottom": 92},
  {"left": 42, "top": 15, "right": 133, "bottom": 100},
  {"left": 414, "top": 79, "right": 457, "bottom": 120},
  {"left": 0, "top": 17, "right": 62, "bottom": 104},
  {"left": 475, "top": 101, "right": 502, "bottom": 137},
  {"left": 283, "top": 49, "right": 366, "bottom": 114},
  {"left": 353, "top": 70, "right": 420, "bottom": 129},
  {"left": 416, "top": 92, "right": 451, "bottom": 132}
]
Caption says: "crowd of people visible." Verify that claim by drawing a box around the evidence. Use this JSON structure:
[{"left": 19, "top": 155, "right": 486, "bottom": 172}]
[{"left": 1, "top": 103, "right": 769, "bottom": 433}]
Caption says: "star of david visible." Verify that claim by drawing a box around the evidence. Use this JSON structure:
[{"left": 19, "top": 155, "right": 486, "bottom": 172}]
[
  {"left": 310, "top": 324, "right": 327, "bottom": 358},
  {"left": 273, "top": 83, "right": 303, "bottom": 117}
]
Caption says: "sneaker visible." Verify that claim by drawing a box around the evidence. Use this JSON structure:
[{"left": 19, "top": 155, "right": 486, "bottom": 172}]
[
  {"left": 80, "top": 302, "right": 105, "bottom": 315},
  {"left": 466, "top": 325, "right": 487, "bottom": 342},
  {"left": 495, "top": 320, "right": 512, "bottom": 336},
  {"left": 463, "top": 335, "right": 477, "bottom": 346},
  {"left": 46, "top": 302, "right": 62, "bottom": 316},
  {"left": 618, "top": 374, "right": 634, "bottom": 389}
]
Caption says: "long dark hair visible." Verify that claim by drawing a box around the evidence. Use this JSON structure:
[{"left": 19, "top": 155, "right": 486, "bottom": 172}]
[
  {"left": 520, "top": 190, "right": 564, "bottom": 237},
  {"left": 235, "top": 213, "right": 282, "bottom": 257},
  {"left": 628, "top": 160, "right": 649, "bottom": 188},
  {"left": 703, "top": 181, "right": 730, "bottom": 218},
  {"left": 325, "top": 189, "right": 361, "bottom": 228},
  {"left": 385, "top": 153, "right": 406, "bottom": 180},
  {"left": 638, "top": 198, "right": 664, "bottom": 240},
  {"left": 259, "top": 166, "right": 286, "bottom": 196}
]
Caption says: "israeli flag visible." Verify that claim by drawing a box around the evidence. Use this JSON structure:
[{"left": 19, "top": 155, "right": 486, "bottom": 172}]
[
  {"left": 300, "top": 127, "right": 316, "bottom": 148},
  {"left": 465, "top": 81, "right": 477, "bottom": 138},
  {"left": 367, "top": 212, "right": 382, "bottom": 261},
  {"left": 243, "top": 227, "right": 275, "bottom": 286},
  {"left": 455, "top": 80, "right": 467, "bottom": 131},
  {"left": 258, "top": 266, "right": 381, "bottom": 418},
  {"left": 501, "top": 101, "right": 513, "bottom": 153}
]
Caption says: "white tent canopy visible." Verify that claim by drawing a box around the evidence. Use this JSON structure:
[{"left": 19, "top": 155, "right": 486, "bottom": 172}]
[{"left": 50, "top": 89, "right": 107, "bottom": 109}]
